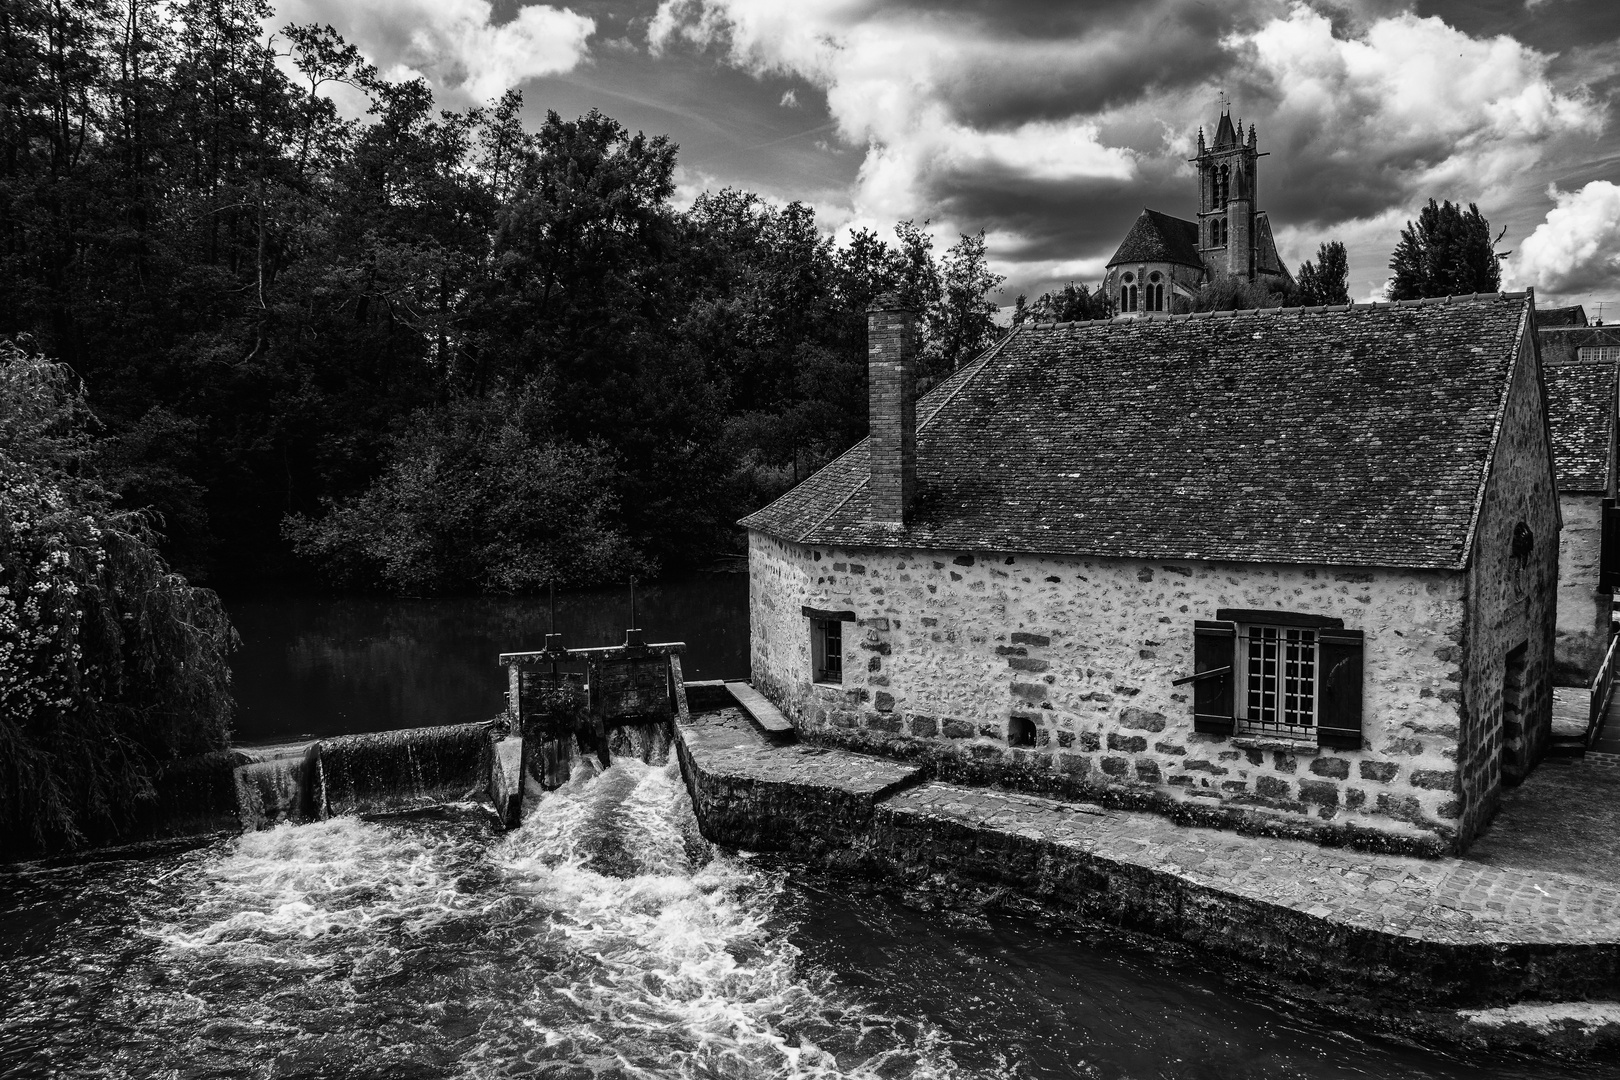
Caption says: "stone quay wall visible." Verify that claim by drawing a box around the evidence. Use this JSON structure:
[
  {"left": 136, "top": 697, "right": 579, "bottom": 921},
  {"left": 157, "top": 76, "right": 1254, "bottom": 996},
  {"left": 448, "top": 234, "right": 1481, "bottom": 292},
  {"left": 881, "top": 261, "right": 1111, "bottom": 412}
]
[
  {"left": 1556, "top": 493, "right": 1610, "bottom": 685},
  {"left": 749, "top": 530, "right": 1473, "bottom": 854}
]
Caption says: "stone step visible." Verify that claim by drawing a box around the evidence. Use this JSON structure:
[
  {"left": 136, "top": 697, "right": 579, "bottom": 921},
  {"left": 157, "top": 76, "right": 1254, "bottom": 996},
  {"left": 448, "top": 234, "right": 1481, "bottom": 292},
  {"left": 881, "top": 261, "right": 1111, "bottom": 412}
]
[{"left": 724, "top": 681, "right": 798, "bottom": 740}]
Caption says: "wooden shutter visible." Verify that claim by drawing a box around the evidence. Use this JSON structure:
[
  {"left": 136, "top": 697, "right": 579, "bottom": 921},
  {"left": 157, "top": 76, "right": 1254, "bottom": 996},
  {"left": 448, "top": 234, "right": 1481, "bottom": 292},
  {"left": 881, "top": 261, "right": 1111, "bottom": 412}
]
[
  {"left": 1192, "top": 620, "right": 1236, "bottom": 735},
  {"left": 1317, "top": 628, "right": 1365, "bottom": 750},
  {"left": 1602, "top": 499, "right": 1620, "bottom": 594}
]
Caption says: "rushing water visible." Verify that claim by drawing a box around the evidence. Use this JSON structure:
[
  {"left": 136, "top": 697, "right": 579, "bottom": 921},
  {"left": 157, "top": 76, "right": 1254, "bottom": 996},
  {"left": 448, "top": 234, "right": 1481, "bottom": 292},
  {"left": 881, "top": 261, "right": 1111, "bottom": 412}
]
[{"left": 0, "top": 759, "right": 1607, "bottom": 1079}]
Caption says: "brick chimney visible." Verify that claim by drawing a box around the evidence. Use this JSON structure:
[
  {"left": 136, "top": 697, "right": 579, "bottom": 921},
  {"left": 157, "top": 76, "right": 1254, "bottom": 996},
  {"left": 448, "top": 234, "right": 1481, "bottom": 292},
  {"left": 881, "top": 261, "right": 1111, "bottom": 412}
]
[{"left": 867, "top": 293, "right": 917, "bottom": 527}]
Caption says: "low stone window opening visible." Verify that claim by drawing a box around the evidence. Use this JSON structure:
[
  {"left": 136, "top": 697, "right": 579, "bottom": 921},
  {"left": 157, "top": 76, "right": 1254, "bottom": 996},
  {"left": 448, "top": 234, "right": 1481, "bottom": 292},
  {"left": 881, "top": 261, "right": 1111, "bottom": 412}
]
[
  {"left": 810, "top": 617, "right": 844, "bottom": 685},
  {"left": 1008, "top": 715, "right": 1037, "bottom": 747}
]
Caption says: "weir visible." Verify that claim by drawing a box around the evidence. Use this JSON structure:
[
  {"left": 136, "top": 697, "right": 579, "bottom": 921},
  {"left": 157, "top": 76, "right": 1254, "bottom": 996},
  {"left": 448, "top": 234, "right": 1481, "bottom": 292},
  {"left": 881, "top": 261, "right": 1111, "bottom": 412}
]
[{"left": 497, "top": 622, "right": 688, "bottom": 829}]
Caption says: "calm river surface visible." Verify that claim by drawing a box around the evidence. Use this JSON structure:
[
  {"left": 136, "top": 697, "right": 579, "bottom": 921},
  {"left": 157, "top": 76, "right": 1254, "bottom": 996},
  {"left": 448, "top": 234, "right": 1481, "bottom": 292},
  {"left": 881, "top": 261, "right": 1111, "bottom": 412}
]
[{"left": 0, "top": 583, "right": 1610, "bottom": 1078}]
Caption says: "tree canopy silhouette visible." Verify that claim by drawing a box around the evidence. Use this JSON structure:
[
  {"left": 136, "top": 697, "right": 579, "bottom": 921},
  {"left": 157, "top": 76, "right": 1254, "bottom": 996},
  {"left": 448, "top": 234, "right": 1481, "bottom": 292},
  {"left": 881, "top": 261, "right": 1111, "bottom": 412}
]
[{"left": 1387, "top": 200, "right": 1502, "bottom": 300}]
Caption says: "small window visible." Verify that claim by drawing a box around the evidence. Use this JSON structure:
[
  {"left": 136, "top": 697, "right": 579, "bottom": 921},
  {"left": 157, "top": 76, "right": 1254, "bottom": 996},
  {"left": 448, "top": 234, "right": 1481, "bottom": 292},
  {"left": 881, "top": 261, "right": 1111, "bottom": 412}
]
[
  {"left": 811, "top": 618, "right": 844, "bottom": 684},
  {"left": 1122, "top": 272, "right": 1135, "bottom": 283},
  {"left": 1579, "top": 346, "right": 1620, "bottom": 362},
  {"left": 1008, "top": 715, "right": 1037, "bottom": 747},
  {"left": 1185, "top": 614, "right": 1362, "bottom": 748}
]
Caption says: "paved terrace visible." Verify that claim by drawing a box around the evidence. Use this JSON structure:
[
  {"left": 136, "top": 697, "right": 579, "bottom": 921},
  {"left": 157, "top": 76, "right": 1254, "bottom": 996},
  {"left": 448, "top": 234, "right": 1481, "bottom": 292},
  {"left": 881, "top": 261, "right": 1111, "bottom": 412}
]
[{"left": 676, "top": 707, "right": 1620, "bottom": 1006}]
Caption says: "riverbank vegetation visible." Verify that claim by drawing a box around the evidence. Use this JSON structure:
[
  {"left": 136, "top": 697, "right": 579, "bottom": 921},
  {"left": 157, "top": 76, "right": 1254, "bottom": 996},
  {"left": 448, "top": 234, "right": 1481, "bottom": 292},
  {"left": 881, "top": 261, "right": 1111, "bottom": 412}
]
[
  {"left": 0, "top": 1, "right": 1003, "bottom": 594},
  {"left": 0, "top": 344, "right": 235, "bottom": 855}
]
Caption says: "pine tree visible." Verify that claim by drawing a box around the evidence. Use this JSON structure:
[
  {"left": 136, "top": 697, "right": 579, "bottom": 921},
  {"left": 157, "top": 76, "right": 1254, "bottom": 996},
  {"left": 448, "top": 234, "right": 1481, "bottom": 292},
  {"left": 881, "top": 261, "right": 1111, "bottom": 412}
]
[{"left": 1386, "top": 200, "right": 1501, "bottom": 300}]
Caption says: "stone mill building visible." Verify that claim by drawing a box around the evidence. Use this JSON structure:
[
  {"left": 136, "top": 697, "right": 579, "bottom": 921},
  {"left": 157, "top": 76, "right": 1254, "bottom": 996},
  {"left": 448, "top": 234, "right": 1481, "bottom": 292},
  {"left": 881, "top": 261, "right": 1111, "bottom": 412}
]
[
  {"left": 1102, "top": 108, "right": 1291, "bottom": 315},
  {"left": 741, "top": 291, "right": 1559, "bottom": 856}
]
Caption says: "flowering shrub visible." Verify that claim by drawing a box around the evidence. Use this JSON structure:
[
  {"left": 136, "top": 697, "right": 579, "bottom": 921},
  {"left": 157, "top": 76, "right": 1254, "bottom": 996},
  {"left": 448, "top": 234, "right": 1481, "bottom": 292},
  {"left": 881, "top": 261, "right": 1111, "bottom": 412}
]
[{"left": 0, "top": 343, "right": 235, "bottom": 854}]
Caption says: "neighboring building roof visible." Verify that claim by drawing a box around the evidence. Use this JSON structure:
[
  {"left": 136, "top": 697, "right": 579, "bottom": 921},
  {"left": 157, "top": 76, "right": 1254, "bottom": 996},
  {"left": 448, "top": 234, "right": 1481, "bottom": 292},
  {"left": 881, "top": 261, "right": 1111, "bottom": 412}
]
[
  {"left": 742, "top": 294, "right": 1536, "bottom": 571},
  {"left": 1105, "top": 209, "right": 1204, "bottom": 270},
  {"left": 1544, "top": 361, "right": 1616, "bottom": 493},
  {"left": 1254, "top": 213, "right": 1289, "bottom": 279},
  {"left": 1539, "top": 305, "right": 1588, "bottom": 328},
  {"left": 1539, "top": 325, "right": 1620, "bottom": 365}
]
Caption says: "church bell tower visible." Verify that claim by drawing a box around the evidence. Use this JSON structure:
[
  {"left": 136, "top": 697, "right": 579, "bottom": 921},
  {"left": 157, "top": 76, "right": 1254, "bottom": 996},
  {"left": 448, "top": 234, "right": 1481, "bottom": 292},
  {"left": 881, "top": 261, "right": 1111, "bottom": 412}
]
[{"left": 1195, "top": 108, "right": 1260, "bottom": 281}]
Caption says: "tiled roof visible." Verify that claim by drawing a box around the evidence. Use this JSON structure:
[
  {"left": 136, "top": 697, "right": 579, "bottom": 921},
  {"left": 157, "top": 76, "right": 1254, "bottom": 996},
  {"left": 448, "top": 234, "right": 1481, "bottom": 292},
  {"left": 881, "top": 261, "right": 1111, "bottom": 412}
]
[
  {"left": 1539, "top": 305, "right": 1588, "bottom": 328},
  {"left": 741, "top": 294, "right": 1535, "bottom": 570},
  {"left": 1106, "top": 209, "right": 1204, "bottom": 270},
  {"left": 1544, "top": 362, "right": 1615, "bottom": 493},
  {"left": 1213, "top": 112, "right": 1238, "bottom": 148}
]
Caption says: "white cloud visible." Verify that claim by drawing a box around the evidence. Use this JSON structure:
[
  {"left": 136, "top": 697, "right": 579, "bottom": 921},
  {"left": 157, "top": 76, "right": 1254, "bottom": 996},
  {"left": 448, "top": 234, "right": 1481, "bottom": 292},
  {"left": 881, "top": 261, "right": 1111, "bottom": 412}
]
[
  {"left": 1230, "top": 4, "right": 1602, "bottom": 210},
  {"left": 273, "top": 0, "right": 595, "bottom": 102},
  {"left": 779, "top": 89, "right": 798, "bottom": 108},
  {"left": 649, "top": 0, "right": 1605, "bottom": 303},
  {"left": 1504, "top": 182, "right": 1620, "bottom": 301}
]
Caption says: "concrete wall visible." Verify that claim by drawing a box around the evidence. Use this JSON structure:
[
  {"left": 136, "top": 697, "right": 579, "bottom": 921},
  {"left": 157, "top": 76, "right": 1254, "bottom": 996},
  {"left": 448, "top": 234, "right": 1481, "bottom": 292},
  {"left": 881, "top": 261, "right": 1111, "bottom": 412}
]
[
  {"left": 1456, "top": 326, "right": 1562, "bottom": 842},
  {"left": 1556, "top": 493, "right": 1610, "bottom": 685},
  {"left": 749, "top": 530, "right": 1473, "bottom": 853}
]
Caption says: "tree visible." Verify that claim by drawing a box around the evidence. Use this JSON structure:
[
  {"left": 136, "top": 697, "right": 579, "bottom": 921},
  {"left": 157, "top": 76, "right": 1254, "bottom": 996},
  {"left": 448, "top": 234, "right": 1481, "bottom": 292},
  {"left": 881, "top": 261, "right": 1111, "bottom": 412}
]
[
  {"left": 0, "top": 342, "right": 235, "bottom": 855},
  {"left": 1189, "top": 272, "right": 1296, "bottom": 312},
  {"left": 1386, "top": 200, "right": 1501, "bottom": 300},
  {"left": 931, "top": 230, "right": 1005, "bottom": 374},
  {"left": 1013, "top": 281, "right": 1111, "bottom": 325},
  {"left": 1296, "top": 240, "right": 1349, "bottom": 306}
]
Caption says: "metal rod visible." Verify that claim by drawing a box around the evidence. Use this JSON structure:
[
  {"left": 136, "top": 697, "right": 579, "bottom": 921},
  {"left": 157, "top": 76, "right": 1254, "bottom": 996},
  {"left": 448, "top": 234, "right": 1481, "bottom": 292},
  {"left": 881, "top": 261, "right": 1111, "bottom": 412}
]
[
  {"left": 549, "top": 580, "right": 556, "bottom": 635},
  {"left": 630, "top": 578, "right": 637, "bottom": 628}
]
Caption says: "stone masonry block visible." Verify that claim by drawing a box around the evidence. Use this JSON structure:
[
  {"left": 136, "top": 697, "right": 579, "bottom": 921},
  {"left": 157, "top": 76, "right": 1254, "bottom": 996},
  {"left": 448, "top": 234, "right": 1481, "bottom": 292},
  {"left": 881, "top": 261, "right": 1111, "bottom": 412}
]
[
  {"left": 874, "top": 691, "right": 895, "bottom": 713},
  {"left": 1136, "top": 760, "right": 1161, "bottom": 784},
  {"left": 1011, "top": 682, "right": 1048, "bottom": 703},
  {"left": 1107, "top": 733, "right": 1148, "bottom": 753},
  {"left": 1359, "top": 760, "right": 1399, "bottom": 783},
  {"left": 1119, "top": 707, "right": 1167, "bottom": 732},
  {"left": 1310, "top": 757, "right": 1350, "bottom": 779},
  {"left": 1079, "top": 731, "right": 1101, "bottom": 752},
  {"left": 943, "top": 719, "right": 975, "bottom": 739},
  {"left": 1256, "top": 775, "right": 1291, "bottom": 799},
  {"left": 1298, "top": 779, "right": 1339, "bottom": 807},
  {"left": 1101, "top": 756, "right": 1130, "bottom": 777},
  {"left": 1008, "top": 657, "right": 1050, "bottom": 673},
  {"left": 1011, "top": 632, "right": 1051, "bottom": 647},
  {"left": 1409, "top": 769, "right": 1457, "bottom": 792},
  {"left": 908, "top": 714, "right": 938, "bottom": 738}
]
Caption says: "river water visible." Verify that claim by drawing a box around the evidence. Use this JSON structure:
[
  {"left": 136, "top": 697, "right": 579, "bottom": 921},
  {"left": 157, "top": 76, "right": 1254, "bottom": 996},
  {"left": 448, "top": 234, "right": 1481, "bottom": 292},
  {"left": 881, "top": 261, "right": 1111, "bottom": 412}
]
[{"left": 0, "top": 587, "right": 1611, "bottom": 1078}]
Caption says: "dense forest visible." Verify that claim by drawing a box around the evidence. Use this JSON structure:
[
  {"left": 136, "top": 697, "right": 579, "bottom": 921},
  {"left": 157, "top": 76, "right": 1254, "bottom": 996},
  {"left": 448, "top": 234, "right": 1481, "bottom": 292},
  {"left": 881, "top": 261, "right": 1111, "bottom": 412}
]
[{"left": 0, "top": 0, "right": 1006, "bottom": 594}]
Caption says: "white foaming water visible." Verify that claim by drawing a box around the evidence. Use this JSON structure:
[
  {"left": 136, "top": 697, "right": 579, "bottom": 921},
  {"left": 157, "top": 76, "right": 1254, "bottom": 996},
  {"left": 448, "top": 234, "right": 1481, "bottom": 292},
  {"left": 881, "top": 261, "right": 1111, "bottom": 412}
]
[
  {"left": 140, "top": 758, "right": 961, "bottom": 1079},
  {"left": 478, "top": 758, "right": 965, "bottom": 1080}
]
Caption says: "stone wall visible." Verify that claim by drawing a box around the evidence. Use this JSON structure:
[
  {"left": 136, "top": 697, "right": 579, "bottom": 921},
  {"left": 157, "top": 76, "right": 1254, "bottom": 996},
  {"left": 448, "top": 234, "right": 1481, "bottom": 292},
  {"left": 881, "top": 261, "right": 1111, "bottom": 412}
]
[
  {"left": 1456, "top": 325, "right": 1562, "bottom": 842},
  {"left": 749, "top": 530, "right": 1473, "bottom": 853},
  {"left": 1556, "top": 493, "right": 1610, "bottom": 685}
]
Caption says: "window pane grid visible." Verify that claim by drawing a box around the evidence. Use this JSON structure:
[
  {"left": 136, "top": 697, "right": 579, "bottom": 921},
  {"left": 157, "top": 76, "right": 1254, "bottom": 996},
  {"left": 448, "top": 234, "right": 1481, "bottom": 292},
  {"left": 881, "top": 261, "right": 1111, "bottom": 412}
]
[
  {"left": 1578, "top": 346, "right": 1620, "bottom": 363},
  {"left": 1241, "top": 625, "right": 1316, "bottom": 738}
]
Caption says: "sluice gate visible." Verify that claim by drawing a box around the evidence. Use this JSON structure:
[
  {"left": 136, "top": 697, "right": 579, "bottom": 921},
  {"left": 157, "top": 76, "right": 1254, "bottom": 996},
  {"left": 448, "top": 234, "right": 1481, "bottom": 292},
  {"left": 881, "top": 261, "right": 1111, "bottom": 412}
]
[{"left": 496, "top": 627, "right": 689, "bottom": 829}]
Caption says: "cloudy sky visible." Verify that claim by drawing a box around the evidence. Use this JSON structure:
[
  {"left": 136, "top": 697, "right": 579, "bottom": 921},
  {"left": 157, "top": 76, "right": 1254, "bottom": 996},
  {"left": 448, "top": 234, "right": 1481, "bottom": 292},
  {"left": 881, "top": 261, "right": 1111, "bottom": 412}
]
[{"left": 274, "top": 0, "right": 1620, "bottom": 311}]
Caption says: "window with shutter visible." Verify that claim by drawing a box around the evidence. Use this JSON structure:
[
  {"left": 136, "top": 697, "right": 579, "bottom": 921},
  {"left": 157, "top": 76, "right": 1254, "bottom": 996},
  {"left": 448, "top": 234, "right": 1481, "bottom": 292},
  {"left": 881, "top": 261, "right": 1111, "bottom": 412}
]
[
  {"left": 1183, "top": 611, "right": 1363, "bottom": 748},
  {"left": 1316, "top": 628, "right": 1365, "bottom": 749},
  {"left": 1187, "top": 620, "right": 1235, "bottom": 734}
]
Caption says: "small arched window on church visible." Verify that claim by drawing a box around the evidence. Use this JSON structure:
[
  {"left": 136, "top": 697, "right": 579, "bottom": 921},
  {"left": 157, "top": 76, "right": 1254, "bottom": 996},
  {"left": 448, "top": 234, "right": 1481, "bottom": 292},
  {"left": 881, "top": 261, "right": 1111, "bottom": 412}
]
[
  {"left": 1219, "top": 219, "right": 1229, "bottom": 246},
  {"left": 1219, "top": 164, "right": 1230, "bottom": 209},
  {"left": 1148, "top": 271, "right": 1164, "bottom": 312},
  {"left": 1121, "top": 272, "right": 1137, "bottom": 312}
]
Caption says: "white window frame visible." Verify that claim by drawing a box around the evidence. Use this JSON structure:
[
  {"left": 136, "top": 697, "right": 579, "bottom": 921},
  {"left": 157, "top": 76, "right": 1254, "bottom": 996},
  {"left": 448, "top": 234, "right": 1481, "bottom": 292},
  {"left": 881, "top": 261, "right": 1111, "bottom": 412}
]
[
  {"left": 1579, "top": 346, "right": 1620, "bottom": 363},
  {"left": 1234, "top": 622, "right": 1319, "bottom": 742}
]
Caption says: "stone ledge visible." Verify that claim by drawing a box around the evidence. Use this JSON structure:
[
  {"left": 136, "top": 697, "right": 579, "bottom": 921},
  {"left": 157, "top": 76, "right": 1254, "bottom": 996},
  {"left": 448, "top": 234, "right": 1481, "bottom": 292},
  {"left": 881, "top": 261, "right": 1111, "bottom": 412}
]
[{"left": 674, "top": 712, "right": 1620, "bottom": 1011}]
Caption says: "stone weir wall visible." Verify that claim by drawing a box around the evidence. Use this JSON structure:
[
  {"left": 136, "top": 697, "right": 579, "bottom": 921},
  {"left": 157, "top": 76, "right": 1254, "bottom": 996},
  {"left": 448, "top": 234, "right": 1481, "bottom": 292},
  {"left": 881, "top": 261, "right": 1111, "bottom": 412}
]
[{"left": 749, "top": 531, "right": 1477, "bottom": 855}]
